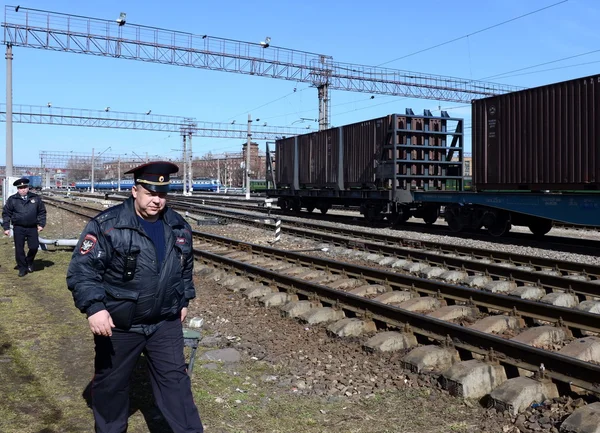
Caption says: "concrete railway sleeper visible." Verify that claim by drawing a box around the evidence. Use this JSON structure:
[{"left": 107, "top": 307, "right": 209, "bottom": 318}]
[{"left": 190, "top": 239, "right": 600, "bottom": 425}]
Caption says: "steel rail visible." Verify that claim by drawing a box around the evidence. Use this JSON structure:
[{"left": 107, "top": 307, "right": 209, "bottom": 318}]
[
  {"left": 191, "top": 230, "right": 600, "bottom": 335},
  {"left": 171, "top": 202, "right": 600, "bottom": 299},
  {"left": 41, "top": 196, "right": 600, "bottom": 392},
  {"left": 192, "top": 238, "right": 600, "bottom": 393}
]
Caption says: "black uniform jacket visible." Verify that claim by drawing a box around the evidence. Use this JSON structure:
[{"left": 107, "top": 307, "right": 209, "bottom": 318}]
[
  {"left": 2, "top": 192, "right": 46, "bottom": 230},
  {"left": 66, "top": 197, "right": 196, "bottom": 332}
]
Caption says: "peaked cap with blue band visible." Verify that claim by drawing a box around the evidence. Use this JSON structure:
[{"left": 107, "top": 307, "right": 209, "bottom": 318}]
[{"left": 124, "top": 161, "right": 179, "bottom": 193}]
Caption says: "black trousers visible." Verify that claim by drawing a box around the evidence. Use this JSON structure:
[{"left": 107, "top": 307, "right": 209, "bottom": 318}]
[
  {"left": 13, "top": 225, "right": 39, "bottom": 271},
  {"left": 92, "top": 317, "right": 204, "bottom": 433}
]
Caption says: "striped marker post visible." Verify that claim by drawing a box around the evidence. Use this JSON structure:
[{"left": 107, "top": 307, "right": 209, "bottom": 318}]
[
  {"left": 264, "top": 198, "right": 273, "bottom": 217},
  {"left": 274, "top": 219, "right": 281, "bottom": 243}
]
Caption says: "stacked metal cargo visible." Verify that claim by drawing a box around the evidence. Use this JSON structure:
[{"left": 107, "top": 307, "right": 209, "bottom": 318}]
[
  {"left": 274, "top": 110, "right": 464, "bottom": 192},
  {"left": 472, "top": 74, "right": 600, "bottom": 191},
  {"left": 382, "top": 111, "right": 463, "bottom": 190}
]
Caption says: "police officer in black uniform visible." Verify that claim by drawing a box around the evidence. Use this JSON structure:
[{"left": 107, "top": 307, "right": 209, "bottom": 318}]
[
  {"left": 66, "top": 161, "right": 203, "bottom": 433},
  {"left": 2, "top": 177, "right": 47, "bottom": 277}
]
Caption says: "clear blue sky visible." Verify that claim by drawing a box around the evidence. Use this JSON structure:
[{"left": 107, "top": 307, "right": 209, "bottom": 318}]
[{"left": 1, "top": 0, "right": 599, "bottom": 166}]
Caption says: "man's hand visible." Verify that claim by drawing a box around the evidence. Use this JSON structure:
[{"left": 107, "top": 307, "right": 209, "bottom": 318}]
[
  {"left": 3, "top": 230, "right": 10, "bottom": 237},
  {"left": 180, "top": 307, "right": 188, "bottom": 322},
  {"left": 88, "top": 310, "right": 115, "bottom": 337},
  {"left": 37, "top": 225, "right": 43, "bottom": 232}
]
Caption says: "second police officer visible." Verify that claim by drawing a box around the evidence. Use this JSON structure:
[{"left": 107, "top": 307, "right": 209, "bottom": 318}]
[{"left": 2, "top": 177, "right": 47, "bottom": 277}]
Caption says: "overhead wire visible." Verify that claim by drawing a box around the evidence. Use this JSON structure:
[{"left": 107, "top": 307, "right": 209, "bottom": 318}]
[
  {"left": 377, "top": 0, "right": 569, "bottom": 67},
  {"left": 489, "top": 60, "right": 600, "bottom": 80},
  {"left": 223, "top": 87, "right": 310, "bottom": 123},
  {"left": 479, "top": 48, "right": 600, "bottom": 80}
]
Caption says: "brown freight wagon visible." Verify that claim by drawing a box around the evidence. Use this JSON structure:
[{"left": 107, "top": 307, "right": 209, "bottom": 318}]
[
  {"left": 472, "top": 74, "right": 600, "bottom": 191},
  {"left": 274, "top": 111, "right": 464, "bottom": 193}
]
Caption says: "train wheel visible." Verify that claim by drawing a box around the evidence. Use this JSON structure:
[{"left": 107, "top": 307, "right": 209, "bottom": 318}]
[
  {"left": 319, "top": 206, "right": 329, "bottom": 215},
  {"left": 487, "top": 213, "right": 511, "bottom": 237},
  {"left": 528, "top": 219, "right": 553, "bottom": 236},
  {"left": 292, "top": 202, "right": 302, "bottom": 213},
  {"left": 391, "top": 211, "right": 410, "bottom": 226},
  {"left": 422, "top": 206, "right": 440, "bottom": 225},
  {"left": 305, "top": 206, "right": 315, "bottom": 213},
  {"left": 364, "top": 206, "right": 384, "bottom": 224}
]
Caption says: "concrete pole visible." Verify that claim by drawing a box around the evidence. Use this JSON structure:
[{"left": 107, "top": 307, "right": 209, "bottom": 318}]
[
  {"left": 318, "top": 83, "right": 330, "bottom": 131},
  {"left": 246, "top": 114, "right": 252, "bottom": 200},
  {"left": 217, "top": 159, "right": 221, "bottom": 193},
  {"left": 117, "top": 156, "right": 121, "bottom": 192},
  {"left": 188, "top": 131, "right": 193, "bottom": 194},
  {"left": 182, "top": 134, "right": 187, "bottom": 195},
  {"left": 40, "top": 156, "right": 45, "bottom": 189},
  {"left": 91, "top": 148, "right": 95, "bottom": 193},
  {"left": 5, "top": 44, "right": 13, "bottom": 177}
]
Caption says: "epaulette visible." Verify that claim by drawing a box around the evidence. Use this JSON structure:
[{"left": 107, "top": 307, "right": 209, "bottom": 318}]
[{"left": 94, "top": 204, "right": 122, "bottom": 224}]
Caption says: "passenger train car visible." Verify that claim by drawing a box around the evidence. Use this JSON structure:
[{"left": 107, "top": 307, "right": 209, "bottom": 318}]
[
  {"left": 74, "top": 178, "right": 222, "bottom": 192},
  {"left": 266, "top": 73, "right": 600, "bottom": 236}
]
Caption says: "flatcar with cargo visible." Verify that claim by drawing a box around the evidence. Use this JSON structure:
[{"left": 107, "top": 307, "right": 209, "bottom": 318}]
[{"left": 266, "top": 73, "right": 600, "bottom": 236}]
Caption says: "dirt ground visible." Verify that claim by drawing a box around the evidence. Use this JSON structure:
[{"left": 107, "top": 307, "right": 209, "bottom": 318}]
[{"left": 0, "top": 204, "right": 564, "bottom": 432}]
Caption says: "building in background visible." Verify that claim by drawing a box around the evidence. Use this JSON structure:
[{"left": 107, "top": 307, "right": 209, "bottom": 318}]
[{"left": 193, "top": 142, "right": 267, "bottom": 187}]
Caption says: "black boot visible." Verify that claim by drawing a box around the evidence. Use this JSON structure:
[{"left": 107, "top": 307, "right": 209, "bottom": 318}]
[{"left": 18, "top": 269, "right": 28, "bottom": 277}]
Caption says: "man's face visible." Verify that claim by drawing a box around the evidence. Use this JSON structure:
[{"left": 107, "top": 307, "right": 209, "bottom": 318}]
[
  {"left": 131, "top": 184, "right": 167, "bottom": 220},
  {"left": 17, "top": 186, "right": 29, "bottom": 197}
]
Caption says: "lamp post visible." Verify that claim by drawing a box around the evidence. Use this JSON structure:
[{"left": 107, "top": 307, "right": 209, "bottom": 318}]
[
  {"left": 91, "top": 146, "right": 111, "bottom": 193},
  {"left": 5, "top": 44, "right": 13, "bottom": 177}
]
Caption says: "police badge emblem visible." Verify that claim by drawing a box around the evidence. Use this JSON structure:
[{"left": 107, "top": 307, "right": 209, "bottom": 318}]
[
  {"left": 31, "top": 199, "right": 36, "bottom": 203},
  {"left": 80, "top": 234, "right": 97, "bottom": 255}
]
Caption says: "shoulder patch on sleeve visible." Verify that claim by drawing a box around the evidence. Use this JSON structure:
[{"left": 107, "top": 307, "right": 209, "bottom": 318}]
[
  {"left": 176, "top": 237, "right": 187, "bottom": 245},
  {"left": 80, "top": 234, "right": 97, "bottom": 255}
]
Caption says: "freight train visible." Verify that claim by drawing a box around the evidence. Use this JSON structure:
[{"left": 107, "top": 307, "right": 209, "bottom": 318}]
[
  {"left": 74, "top": 178, "right": 222, "bottom": 192},
  {"left": 266, "top": 73, "right": 600, "bottom": 236}
]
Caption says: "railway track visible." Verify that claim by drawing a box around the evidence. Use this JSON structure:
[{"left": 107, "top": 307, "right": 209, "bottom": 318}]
[
  {"left": 72, "top": 191, "right": 600, "bottom": 249},
  {"left": 47, "top": 196, "right": 600, "bottom": 309},
  {"left": 194, "top": 232, "right": 600, "bottom": 392},
  {"left": 47, "top": 196, "right": 600, "bottom": 401},
  {"left": 171, "top": 195, "right": 600, "bottom": 252},
  {"left": 172, "top": 202, "right": 600, "bottom": 293}
]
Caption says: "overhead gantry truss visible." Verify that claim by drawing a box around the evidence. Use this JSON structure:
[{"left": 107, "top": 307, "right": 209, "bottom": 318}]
[
  {"left": 0, "top": 104, "right": 309, "bottom": 139},
  {"left": 2, "top": 6, "right": 522, "bottom": 105}
]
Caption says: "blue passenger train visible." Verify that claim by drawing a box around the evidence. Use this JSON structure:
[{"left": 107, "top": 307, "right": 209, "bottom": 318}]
[{"left": 74, "top": 178, "right": 221, "bottom": 192}]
